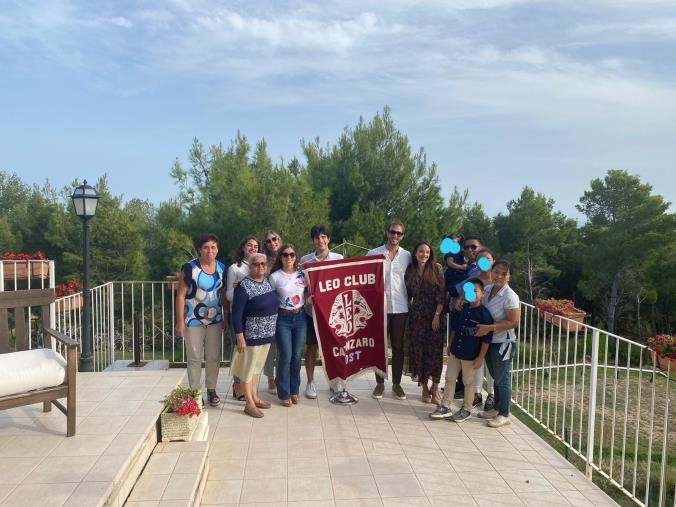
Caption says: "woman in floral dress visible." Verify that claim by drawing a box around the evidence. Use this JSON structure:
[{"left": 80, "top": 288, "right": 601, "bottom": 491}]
[{"left": 403, "top": 241, "right": 447, "bottom": 404}]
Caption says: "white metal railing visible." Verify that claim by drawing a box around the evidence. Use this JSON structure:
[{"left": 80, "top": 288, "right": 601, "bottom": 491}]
[
  {"left": 513, "top": 302, "right": 673, "bottom": 507},
  {"left": 55, "top": 280, "right": 237, "bottom": 372}
]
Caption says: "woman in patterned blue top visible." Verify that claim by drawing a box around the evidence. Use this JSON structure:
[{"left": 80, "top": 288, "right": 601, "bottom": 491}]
[
  {"left": 231, "top": 253, "right": 279, "bottom": 418},
  {"left": 176, "top": 234, "right": 227, "bottom": 407}
]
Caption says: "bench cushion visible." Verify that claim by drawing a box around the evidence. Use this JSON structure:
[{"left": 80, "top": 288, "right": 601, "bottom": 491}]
[{"left": 0, "top": 348, "right": 67, "bottom": 398}]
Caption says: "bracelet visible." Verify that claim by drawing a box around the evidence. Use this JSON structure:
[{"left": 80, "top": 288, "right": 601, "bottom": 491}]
[{"left": 434, "top": 312, "right": 441, "bottom": 316}]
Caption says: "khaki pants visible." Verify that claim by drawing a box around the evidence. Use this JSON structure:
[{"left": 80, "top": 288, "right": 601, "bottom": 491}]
[
  {"left": 441, "top": 352, "right": 476, "bottom": 410},
  {"left": 184, "top": 324, "right": 222, "bottom": 390}
]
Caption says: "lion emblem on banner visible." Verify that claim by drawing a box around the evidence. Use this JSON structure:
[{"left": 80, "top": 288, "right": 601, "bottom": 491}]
[{"left": 329, "top": 290, "right": 373, "bottom": 338}]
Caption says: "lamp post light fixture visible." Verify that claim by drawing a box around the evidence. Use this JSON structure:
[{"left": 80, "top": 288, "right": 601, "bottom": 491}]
[{"left": 71, "top": 180, "right": 99, "bottom": 372}]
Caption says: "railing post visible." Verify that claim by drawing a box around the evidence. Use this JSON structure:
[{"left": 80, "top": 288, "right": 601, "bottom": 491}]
[
  {"left": 108, "top": 283, "right": 115, "bottom": 367},
  {"left": 586, "top": 329, "right": 600, "bottom": 479}
]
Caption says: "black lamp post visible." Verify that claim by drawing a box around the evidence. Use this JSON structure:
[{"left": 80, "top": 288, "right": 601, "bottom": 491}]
[{"left": 71, "top": 180, "right": 99, "bottom": 372}]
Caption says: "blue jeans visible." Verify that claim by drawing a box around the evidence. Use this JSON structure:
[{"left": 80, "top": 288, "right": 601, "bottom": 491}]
[
  {"left": 275, "top": 312, "right": 307, "bottom": 400},
  {"left": 486, "top": 342, "right": 514, "bottom": 416}
]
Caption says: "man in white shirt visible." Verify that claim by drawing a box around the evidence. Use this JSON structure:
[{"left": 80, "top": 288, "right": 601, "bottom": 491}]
[
  {"left": 300, "top": 224, "right": 344, "bottom": 399},
  {"left": 367, "top": 221, "right": 412, "bottom": 400}
]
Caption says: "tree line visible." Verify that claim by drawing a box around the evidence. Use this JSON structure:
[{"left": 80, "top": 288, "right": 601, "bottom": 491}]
[{"left": 1, "top": 108, "right": 674, "bottom": 340}]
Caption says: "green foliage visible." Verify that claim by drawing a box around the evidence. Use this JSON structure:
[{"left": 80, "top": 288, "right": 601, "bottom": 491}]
[
  {"left": 575, "top": 170, "right": 676, "bottom": 333},
  {"left": 2, "top": 113, "right": 675, "bottom": 339}
]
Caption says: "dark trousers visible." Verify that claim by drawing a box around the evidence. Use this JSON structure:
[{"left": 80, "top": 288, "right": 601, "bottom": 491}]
[{"left": 376, "top": 312, "right": 408, "bottom": 385}]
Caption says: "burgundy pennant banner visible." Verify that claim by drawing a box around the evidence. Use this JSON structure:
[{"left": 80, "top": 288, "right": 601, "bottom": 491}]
[{"left": 305, "top": 256, "right": 387, "bottom": 384}]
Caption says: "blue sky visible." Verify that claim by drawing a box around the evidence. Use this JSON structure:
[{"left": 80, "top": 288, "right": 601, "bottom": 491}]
[{"left": 1, "top": 0, "right": 675, "bottom": 219}]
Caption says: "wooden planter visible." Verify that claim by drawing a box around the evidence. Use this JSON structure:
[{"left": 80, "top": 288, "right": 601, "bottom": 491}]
[
  {"left": 160, "top": 398, "right": 203, "bottom": 442},
  {"left": 1, "top": 260, "right": 50, "bottom": 280},
  {"left": 543, "top": 311, "right": 586, "bottom": 333},
  {"left": 56, "top": 295, "right": 83, "bottom": 312}
]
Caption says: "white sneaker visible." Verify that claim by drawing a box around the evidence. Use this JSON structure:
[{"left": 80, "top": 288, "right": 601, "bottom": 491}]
[
  {"left": 487, "top": 415, "right": 511, "bottom": 428},
  {"left": 305, "top": 382, "right": 317, "bottom": 399}
]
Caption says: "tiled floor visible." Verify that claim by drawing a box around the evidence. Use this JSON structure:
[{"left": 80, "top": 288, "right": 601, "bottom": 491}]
[
  {"left": 201, "top": 368, "right": 618, "bottom": 507},
  {"left": 0, "top": 369, "right": 185, "bottom": 507}
]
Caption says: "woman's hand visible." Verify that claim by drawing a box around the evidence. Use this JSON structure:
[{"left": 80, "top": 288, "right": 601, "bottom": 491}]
[
  {"left": 176, "top": 322, "right": 185, "bottom": 337},
  {"left": 453, "top": 298, "right": 464, "bottom": 311},
  {"left": 236, "top": 334, "right": 246, "bottom": 353},
  {"left": 475, "top": 324, "right": 493, "bottom": 337},
  {"left": 432, "top": 314, "right": 440, "bottom": 332},
  {"left": 306, "top": 294, "right": 314, "bottom": 306}
]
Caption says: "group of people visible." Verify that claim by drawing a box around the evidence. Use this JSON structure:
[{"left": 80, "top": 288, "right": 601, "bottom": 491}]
[{"left": 175, "top": 221, "right": 520, "bottom": 426}]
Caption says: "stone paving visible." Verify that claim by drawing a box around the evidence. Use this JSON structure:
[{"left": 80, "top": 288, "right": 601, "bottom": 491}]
[{"left": 201, "top": 368, "right": 618, "bottom": 507}]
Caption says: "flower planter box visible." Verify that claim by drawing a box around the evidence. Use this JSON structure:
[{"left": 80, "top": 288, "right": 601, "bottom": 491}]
[
  {"left": 164, "top": 275, "right": 180, "bottom": 290},
  {"left": 57, "top": 295, "right": 83, "bottom": 312},
  {"left": 160, "top": 398, "right": 203, "bottom": 442},
  {"left": 651, "top": 351, "right": 673, "bottom": 372},
  {"left": 543, "top": 311, "right": 586, "bottom": 333},
  {"left": 1, "top": 260, "right": 50, "bottom": 280}
]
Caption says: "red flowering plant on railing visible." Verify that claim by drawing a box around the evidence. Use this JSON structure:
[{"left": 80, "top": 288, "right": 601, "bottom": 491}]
[
  {"left": 1, "top": 251, "right": 47, "bottom": 260},
  {"left": 534, "top": 298, "right": 585, "bottom": 317},
  {"left": 646, "top": 334, "right": 676, "bottom": 359},
  {"left": 55, "top": 280, "right": 81, "bottom": 298},
  {"left": 161, "top": 386, "right": 202, "bottom": 417}
]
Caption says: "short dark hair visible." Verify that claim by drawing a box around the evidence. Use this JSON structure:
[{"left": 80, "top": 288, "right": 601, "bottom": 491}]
[
  {"left": 492, "top": 259, "right": 512, "bottom": 274},
  {"left": 388, "top": 220, "right": 405, "bottom": 233},
  {"left": 464, "top": 235, "right": 483, "bottom": 245},
  {"left": 310, "top": 224, "right": 331, "bottom": 240},
  {"left": 477, "top": 248, "right": 495, "bottom": 259},
  {"left": 465, "top": 277, "right": 485, "bottom": 289},
  {"left": 198, "top": 233, "right": 219, "bottom": 249}
]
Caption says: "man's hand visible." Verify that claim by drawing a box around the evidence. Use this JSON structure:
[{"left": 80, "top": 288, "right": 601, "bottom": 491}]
[
  {"left": 473, "top": 357, "right": 484, "bottom": 369},
  {"left": 475, "top": 324, "right": 493, "bottom": 337}
]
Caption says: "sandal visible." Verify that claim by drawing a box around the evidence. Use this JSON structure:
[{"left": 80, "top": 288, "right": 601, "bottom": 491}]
[
  {"left": 421, "top": 384, "right": 431, "bottom": 404},
  {"left": 281, "top": 399, "right": 292, "bottom": 407},
  {"left": 431, "top": 385, "right": 442, "bottom": 406},
  {"left": 255, "top": 399, "right": 271, "bottom": 409},
  {"left": 244, "top": 406, "right": 264, "bottom": 418},
  {"left": 232, "top": 385, "right": 245, "bottom": 402},
  {"left": 291, "top": 394, "right": 300, "bottom": 404},
  {"left": 207, "top": 389, "right": 220, "bottom": 407},
  {"left": 268, "top": 377, "right": 278, "bottom": 395}
]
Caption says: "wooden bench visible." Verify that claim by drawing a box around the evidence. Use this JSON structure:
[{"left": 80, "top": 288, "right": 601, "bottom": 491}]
[{"left": 0, "top": 288, "right": 77, "bottom": 436}]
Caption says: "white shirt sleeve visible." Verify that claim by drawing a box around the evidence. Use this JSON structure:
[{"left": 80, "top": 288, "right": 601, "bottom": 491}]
[
  {"left": 225, "top": 264, "right": 238, "bottom": 303},
  {"left": 505, "top": 288, "right": 520, "bottom": 310}
]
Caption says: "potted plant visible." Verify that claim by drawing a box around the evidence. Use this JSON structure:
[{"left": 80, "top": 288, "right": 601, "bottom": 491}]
[
  {"left": 647, "top": 334, "right": 675, "bottom": 372},
  {"left": 160, "top": 386, "right": 203, "bottom": 442},
  {"left": 55, "top": 280, "right": 83, "bottom": 311},
  {"left": 534, "top": 298, "right": 587, "bottom": 333},
  {"left": 1, "top": 251, "right": 50, "bottom": 279}
]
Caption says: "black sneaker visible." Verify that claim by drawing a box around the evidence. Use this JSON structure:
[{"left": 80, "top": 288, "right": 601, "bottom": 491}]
[
  {"left": 484, "top": 393, "right": 495, "bottom": 412},
  {"left": 472, "top": 393, "right": 483, "bottom": 408},
  {"left": 207, "top": 389, "right": 220, "bottom": 407}
]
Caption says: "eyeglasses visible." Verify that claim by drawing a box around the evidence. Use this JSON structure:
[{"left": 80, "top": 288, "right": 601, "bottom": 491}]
[
  {"left": 281, "top": 252, "right": 296, "bottom": 258},
  {"left": 388, "top": 230, "right": 404, "bottom": 237},
  {"left": 251, "top": 262, "right": 266, "bottom": 267},
  {"left": 464, "top": 244, "right": 479, "bottom": 250},
  {"left": 265, "top": 237, "right": 278, "bottom": 244}
]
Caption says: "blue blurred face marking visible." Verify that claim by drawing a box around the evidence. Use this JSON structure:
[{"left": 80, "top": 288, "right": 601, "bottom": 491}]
[
  {"left": 440, "top": 238, "right": 461, "bottom": 255},
  {"left": 463, "top": 282, "right": 477, "bottom": 302},
  {"left": 478, "top": 257, "right": 491, "bottom": 272}
]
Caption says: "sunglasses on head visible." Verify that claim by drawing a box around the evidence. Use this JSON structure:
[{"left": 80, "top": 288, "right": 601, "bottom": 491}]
[
  {"left": 281, "top": 252, "right": 296, "bottom": 258},
  {"left": 265, "top": 237, "right": 278, "bottom": 244},
  {"left": 464, "top": 244, "right": 479, "bottom": 250},
  {"left": 388, "top": 230, "right": 404, "bottom": 237}
]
